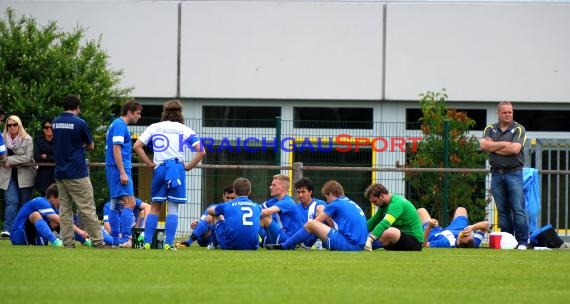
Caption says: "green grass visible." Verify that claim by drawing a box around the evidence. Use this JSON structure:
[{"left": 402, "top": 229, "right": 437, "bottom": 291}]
[{"left": 1, "top": 240, "right": 569, "bottom": 304}]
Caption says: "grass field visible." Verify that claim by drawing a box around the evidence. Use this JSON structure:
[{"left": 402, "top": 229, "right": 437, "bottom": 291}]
[{"left": 1, "top": 240, "right": 569, "bottom": 304}]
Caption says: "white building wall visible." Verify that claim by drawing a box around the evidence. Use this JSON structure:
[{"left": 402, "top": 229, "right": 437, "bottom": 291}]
[
  {"left": 385, "top": 3, "right": 570, "bottom": 102},
  {"left": 0, "top": 1, "right": 179, "bottom": 98},
  {"left": 180, "top": 1, "right": 384, "bottom": 99},
  {"left": 2, "top": 1, "right": 569, "bottom": 102}
]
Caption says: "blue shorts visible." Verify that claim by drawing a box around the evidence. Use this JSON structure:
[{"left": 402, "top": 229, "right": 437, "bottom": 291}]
[
  {"left": 323, "top": 229, "right": 363, "bottom": 251},
  {"left": 151, "top": 161, "right": 186, "bottom": 203},
  {"left": 10, "top": 220, "right": 47, "bottom": 246},
  {"left": 423, "top": 215, "right": 468, "bottom": 235},
  {"left": 445, "top": 215, "right": 469, "bottom": 235},
  {"left": 106, "top": 166, "right": 134, "bottom": 198}
]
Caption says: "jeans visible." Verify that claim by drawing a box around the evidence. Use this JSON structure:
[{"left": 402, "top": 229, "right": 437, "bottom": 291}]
[
  {"left": 491, "top": 169, "right": 529, "bottom": 245},
  {"left": 3, "top": 177, "right": 34, "bottom": 232}
]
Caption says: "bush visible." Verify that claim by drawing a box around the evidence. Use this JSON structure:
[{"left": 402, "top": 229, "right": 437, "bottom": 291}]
[
  {"left": 405, "top": 89, "right": 488, "bottom": 222},
  {"left": 0, "top": 7, "right": 132, "bottom": 207}
]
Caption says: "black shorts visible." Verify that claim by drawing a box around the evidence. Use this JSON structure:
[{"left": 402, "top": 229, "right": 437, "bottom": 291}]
[{"left": 384, "top": 231, "right": 422, "bottom": 251}]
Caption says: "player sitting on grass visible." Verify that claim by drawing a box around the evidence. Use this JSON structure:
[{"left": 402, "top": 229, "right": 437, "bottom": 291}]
[
  {"left": 11, "top": 184, "right": 88, "bottom": 246},
  {"left": 207, "top": 178, "right": 261, "bottom": 250},
  {"left": 364, "top": 183, "right": 424, "bottom": 251},
  {"left": 259, "top": 174, "right": 305, "bottom": 247},
  {"left": 176, "top": 184, "right": 236, "bottom": 248},
  {"left": 96, "top": 197, "right": 150, "bottom": 247},
  {"left": 266, "top": 180, "right": 367, "bottom": 251},
  {"left": 418, "top": 207, "right": 489, "bottom": 248}
]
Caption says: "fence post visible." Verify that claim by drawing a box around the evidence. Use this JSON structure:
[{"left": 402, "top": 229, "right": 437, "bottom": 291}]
[
  {"left": 292, "top": 162, "right": 303, "bottom": 202},
  {"left": 292, "top": 162, "right": 303, "bottom": 185},
  {"left": 275, "top": 116, "right": 281, "bottom": 166},
  {"left": 441, "top": 120, "right": 450, "bottom": 226}
]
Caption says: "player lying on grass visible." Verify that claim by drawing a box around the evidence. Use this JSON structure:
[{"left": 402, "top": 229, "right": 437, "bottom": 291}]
[{"left": 418, "top": 207, "right": 489, "bottom": 248}]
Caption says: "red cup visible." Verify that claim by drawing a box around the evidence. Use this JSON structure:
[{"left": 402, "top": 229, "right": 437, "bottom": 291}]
[{"left": 489, "top": 232, "right": 501, "bottom": 249}]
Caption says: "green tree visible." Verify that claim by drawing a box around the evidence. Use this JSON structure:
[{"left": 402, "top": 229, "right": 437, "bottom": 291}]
[
  {"left": 0, "top": 7, "right": 132, "bottom": 206},
  {"left": 405, "top": 89, "right": 488, "bottom": 222}
]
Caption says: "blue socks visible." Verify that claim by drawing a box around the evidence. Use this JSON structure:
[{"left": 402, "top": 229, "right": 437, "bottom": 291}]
[
  {"left": 120, "top": 207, "right": 134, "bottom": 243},
  {"left": 144, "top": 214, "right": 158, "bottom": 245},
  {"left": 165, "top": 214, "right": 178, "bottom": 246},
  {"left": 265, "top": 220, "right": 282, "bottom": 244},
  {"left": 109, "top": 209, "right": 121, "bottom": 246},
  {"left": 102, "top": 228, "right": 113, "bottom": 245},
  {"left": 192, "top": 220, "right": 210, "bottom": 242},
  {"left": 34, "top": 219, "right": 56, "bottom": 243},
  {"left": 282, "top": 228, "right": 311, "bottom": 250}
]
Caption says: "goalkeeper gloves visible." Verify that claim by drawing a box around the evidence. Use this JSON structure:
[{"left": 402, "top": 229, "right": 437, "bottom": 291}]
[{"left": 365, "top": 234, "right": 377, "bottom": 251}]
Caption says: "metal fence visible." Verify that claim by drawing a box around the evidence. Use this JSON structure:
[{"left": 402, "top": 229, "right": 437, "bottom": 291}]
[{"left": 1, "top": 117, "right": 569, "bottom": 240}]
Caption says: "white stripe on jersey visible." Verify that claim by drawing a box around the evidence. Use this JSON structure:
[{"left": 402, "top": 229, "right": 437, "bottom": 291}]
[
  {"left": 307, "top": 201, "right": 317, "bottom": 220},
  {"left": 38, "top": 208, "right": 56, "bottom": 215},
  {"left": 112, "top": 135, "right": 125, "bottom": 143},
  {"left": 434, "top": 230, "right": 456, "bottom": 247}
]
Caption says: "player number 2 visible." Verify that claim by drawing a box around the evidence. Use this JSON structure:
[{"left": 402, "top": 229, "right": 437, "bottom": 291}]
[{"left": 241, "top": 207, "right": 253, "bottom": 226}]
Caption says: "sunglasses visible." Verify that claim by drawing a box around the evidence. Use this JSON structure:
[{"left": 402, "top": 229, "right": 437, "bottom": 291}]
[
  {"left": 43, "top": 125, "right": 52, "bottom": 130},
  {"left": 7, "top": 123, "right": 18, "bottom": 128}
]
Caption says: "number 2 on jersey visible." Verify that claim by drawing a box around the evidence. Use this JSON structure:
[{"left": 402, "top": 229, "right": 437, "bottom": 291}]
[{"left": 241, "top": 206, "right": 253, "bottom": 226}]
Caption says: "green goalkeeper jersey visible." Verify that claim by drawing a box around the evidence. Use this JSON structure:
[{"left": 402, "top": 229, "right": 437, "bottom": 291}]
[{"left": 367, "top": 194, "right": 424, "bottom": 243}]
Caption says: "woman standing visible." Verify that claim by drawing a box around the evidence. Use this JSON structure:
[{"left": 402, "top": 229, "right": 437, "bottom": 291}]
[
  {"left": 0, "top": 115, "right": 36, "bottom": 238},
  {"left": 33, "top": 118, "right": 55, "bottom": 196}
]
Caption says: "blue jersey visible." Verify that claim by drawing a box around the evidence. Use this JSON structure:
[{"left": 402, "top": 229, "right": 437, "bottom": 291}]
[
  {"left": 213, "top": 197, "right": 261, "bottom": 250},
  {"left": 323, "top": 196, "right": 368, "bottom": 247},
  {"left": 298, "top": 198, "right": 327, "bottom": 221},
  {"left": 52, "top": 112, "right": 94, "bottom": 179},
  {"left": 425, "top": 216, "right": 483, "bottom": 248},
  {"left": 105, "top": 117, "right": 132, "bottom": 168},
  {"left": 0, "top": 135, "right": 6, "bottom": 156},
  {"left": 273, "top": 195, "right": 305, "bottom": 237},
  {"left": 11, "top": 197, "right": 56, "bottom": 232}
]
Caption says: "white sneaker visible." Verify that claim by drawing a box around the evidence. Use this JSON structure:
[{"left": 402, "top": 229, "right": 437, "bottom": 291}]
[
  {"left": 119, "top": 239, "right": 132, "bottom": 248},
  {"left": 517, "top": 244, "right": 527, "bottom": 250},
  {"left": 1, "top": 231, "right": 10, "bottom": 238},
  {"left": 314, "top": 239, "right": 324, "bottom": 250}
]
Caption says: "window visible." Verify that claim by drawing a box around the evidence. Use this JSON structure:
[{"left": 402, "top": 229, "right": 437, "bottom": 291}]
[
  {"left": 515, "top": 110, "right": 570, "bottom": 132},
  {"left": 406, "top": 108, "right": 486, "bottom": 130},
  {"left": 203, "top": 106, "right": 281, "bottom": 128},
  {"left": 201, "top": 146, "right": 277, "bottom": 208},
  {"left": 294, "top": 148, "right": 373, "bottom": 216},
  {"left": 293, "top": 107, "right": 373, "bottom": 129}
]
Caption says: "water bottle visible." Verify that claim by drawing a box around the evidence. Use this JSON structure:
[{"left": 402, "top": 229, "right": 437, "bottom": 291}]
[{"left": 156, "top": 231, "right": 165, "bottom": 249}]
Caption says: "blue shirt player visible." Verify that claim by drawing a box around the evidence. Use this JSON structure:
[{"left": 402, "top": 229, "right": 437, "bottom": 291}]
[
  {"left": 10, "top": 184, "right": 63, "bottom": 246},
  {"left": 260, "top": 174, "right": 305, "bottom": 245},
  {"left": 208, "top": 178, "right": 261, "bottom": 250},
  {"left": 419, "top": 207, "right": 488, "bottom": 248},
  {"left": 295, "top": 177, "right": 328, "bottom": 249},
  {"left": 105, "top": 99, "right": 142, "bottom": 247},
  {"left": 133, "top": 99, "right": 205, "bottom": 250},
  {"left": 267, "top": 180, "right": 368, "bottom": 251}
]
